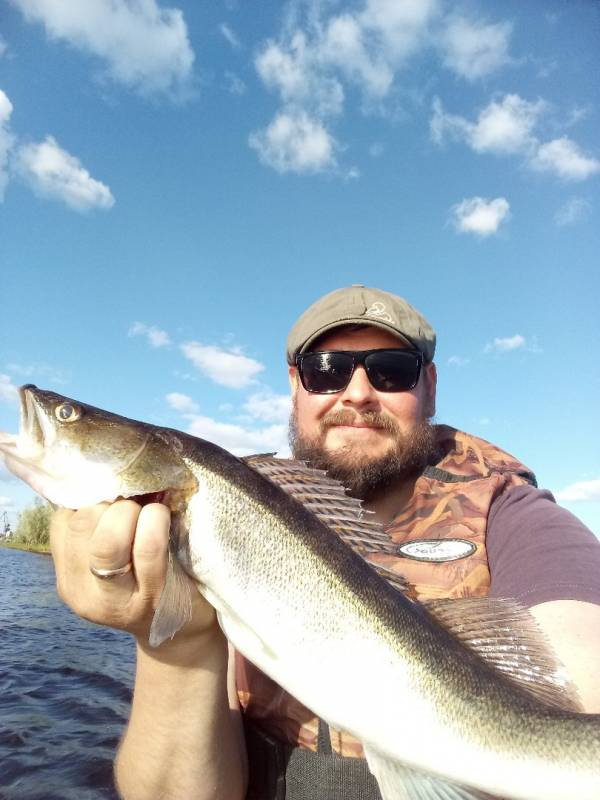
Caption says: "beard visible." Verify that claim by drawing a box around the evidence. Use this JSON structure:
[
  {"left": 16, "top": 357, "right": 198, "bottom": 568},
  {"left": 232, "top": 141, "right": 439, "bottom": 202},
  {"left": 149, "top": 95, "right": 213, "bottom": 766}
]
[{"left": 289, "top": 405, "right": 439, "bottom": 501}]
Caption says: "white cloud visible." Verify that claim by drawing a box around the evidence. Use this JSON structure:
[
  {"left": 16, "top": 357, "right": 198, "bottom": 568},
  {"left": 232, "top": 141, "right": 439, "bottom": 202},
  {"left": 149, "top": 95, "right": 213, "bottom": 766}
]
[
  {"left": 0, "top": 374, "right": 19, "bottom": 404},
  {"left": 530, "top": 137, "right": 600, "bottom": 182},
  {"left": 251, "top": 3, "right": 519, "bottom": 174},
  {"left": 10, "top": 0, "right": 194, "bottom": 96},
  {"left": 166, "top": 392, "right": 198, "bottom": 413},
  {"left": 495, "top": 98, "right": 544, "bottom": 147},
  {"left": 0, "top": 89, "right": 16, "bottom": 201},
  {"left": 432, "top": 94, "right": 545, "bottom": 155},
  {"left": 243, "top": 390, "right": 291, "bottom": 424},
  {"left": 554, "top": 196, "right": 592, "bottom": 227},
  {"left": 186, "top": 414, "right": 288, "bottom": 457},
  {"left": 358, "top": 0, "right": 439, "bottom": 62},
  {"left": 181, "top": 342, "right": 264, "bottom": 389},
  {"left": 128, "top": 321, "right": 171, "bottom": 348},
  {"left": 448, "top": 355, "right": 470, "bottom": 367},
  {"left": 249, "top": 111, "right": 337, "bottom": 174},
  {"left": 16, "top": 135, "right": 114, "bottom": 211},
  {"left": 564, "top": 104, "right": 591, "bottom": 129},
  {"left": 430, "top": 97, "right": 460, "bottom": 144},
  {"left": 439, "top": 16, "right": 513, "bottom": 80},
  {"left": 451, "top": 196, "right": 510, "bottom": 237},
  {"left": 485, "top": 334, "right": 525, "bottom": 353},
  {"left": 255, "top": 34, "right": 344, "bottom": 117},
  {"left": 320, "top": 13, "right": 393, "bottom": 99},
  {"left": 256, "top": 37, "right": 308, "bottom": 101},
  {"left": 431, "top": 95, "right": 599, "bottom": 184},
  {"left": 254, "top": 0, "right": 438, "bottom": 115},
  {"left": 556, "top": 478, "right": 600, "bottom": 503},
  {"left": 225, "top": 71, "right": 246, "bottom": 95},
  {"left": 0, "top": 495, "right": 13, "bottom": 507},
  {"left": 219, "top": 23, "right": 240, "bottom": 49}
]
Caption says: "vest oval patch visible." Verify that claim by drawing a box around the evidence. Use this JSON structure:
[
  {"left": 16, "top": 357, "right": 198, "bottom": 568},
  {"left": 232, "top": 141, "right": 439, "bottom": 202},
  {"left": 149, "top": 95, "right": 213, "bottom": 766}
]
[{"left": 397, "top": 538, "right": 477, "bottom": 562}]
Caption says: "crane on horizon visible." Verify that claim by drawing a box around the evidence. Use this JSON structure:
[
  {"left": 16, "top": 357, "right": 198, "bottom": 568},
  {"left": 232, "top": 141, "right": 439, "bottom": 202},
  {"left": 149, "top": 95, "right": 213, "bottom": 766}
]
[{"left": 2, "top": 510, "right": 11, "bottom": 537}]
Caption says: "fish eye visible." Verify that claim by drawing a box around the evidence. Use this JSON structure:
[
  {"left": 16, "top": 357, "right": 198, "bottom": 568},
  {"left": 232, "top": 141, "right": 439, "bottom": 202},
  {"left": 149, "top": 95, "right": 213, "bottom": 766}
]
[{"left": 54, "top": 403, "right": 81, "bottom": 423}]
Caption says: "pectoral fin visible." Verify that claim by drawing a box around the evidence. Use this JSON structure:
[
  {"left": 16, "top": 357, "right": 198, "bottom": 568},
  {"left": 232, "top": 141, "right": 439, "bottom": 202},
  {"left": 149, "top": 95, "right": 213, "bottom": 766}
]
[{"left": 149, "top": 544, "right": 194, "bottom": 647}]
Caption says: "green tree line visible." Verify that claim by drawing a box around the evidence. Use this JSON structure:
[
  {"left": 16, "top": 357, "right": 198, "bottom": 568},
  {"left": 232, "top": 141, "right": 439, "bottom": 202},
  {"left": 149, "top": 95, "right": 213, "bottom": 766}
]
[{"left": 9, "top": 498, "right": 52, "bottom": 550}]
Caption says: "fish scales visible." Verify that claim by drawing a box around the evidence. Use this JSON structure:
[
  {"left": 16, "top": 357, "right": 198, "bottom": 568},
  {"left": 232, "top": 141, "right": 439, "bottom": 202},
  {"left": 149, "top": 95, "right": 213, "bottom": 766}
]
[{"left": 180, "top": 440, "right": 599, "bottom": 799}]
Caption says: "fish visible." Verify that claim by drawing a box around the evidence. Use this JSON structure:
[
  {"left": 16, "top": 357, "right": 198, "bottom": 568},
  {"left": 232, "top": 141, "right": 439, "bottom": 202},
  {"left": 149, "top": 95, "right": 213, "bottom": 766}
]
[{"left": 1, "top": 384, "right": 599, "bottom": 800}]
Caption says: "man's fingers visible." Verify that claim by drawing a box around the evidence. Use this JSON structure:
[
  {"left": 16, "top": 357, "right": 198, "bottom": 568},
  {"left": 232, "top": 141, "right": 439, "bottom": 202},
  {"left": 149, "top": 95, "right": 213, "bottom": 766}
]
[
  {"left": 132, "top": 503, "right": 170, "bottom": 599},
  {"left": 88, "top": 499, "right": 141, "bottom": 577},
  {"left": 51, "top": 504, "right": 110, "bottom": 585}
]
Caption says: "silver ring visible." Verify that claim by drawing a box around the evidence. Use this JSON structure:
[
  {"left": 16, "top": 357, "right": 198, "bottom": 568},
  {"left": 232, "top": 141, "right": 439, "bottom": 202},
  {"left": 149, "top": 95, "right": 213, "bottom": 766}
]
[{"left": 90, "top": 562, "right": 133, "bottom": 580}]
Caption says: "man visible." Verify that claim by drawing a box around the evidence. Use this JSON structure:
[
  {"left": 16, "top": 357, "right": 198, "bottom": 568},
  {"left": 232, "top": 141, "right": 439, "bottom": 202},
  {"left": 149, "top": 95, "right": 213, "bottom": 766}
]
[{"left": 51, "top": 285, "right": 600, "bottom": 800}]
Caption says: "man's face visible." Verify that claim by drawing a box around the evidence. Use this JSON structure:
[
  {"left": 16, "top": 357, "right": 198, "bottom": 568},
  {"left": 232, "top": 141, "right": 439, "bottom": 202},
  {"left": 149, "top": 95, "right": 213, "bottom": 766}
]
[{"left": 288, "top": 326, "right": 438, "bottom": 498}]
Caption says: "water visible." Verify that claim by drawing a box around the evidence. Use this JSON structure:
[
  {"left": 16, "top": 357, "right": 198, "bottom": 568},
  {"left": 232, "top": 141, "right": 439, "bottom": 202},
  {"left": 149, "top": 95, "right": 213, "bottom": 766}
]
[{"left": 0, "top": 548, "right": 136, "bottom": 800}]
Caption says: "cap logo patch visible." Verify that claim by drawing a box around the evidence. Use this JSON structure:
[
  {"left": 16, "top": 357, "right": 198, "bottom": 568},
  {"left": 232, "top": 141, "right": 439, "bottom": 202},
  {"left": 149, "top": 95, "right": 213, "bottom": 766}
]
[
  {"left": 364, "top": 301, "right": 395, "bottom": 324},
  {"left": 397, "top": 539, "right": 476, "bottom": 562}
]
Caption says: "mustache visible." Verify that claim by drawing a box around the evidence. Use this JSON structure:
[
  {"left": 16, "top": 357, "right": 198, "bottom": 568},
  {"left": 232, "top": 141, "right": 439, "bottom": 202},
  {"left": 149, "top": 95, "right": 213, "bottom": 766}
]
[{"left": 319, "top": 409, "right": 401, "bottom": 435}]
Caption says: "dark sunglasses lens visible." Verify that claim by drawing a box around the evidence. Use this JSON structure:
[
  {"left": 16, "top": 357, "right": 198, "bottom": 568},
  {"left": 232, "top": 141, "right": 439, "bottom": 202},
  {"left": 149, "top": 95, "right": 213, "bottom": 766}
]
[
  {"left": 364, "top": 351, "right": 421, "bottom": 391},
  {"left": 300, "top": 352, "right": 354, "bottom": 393}
]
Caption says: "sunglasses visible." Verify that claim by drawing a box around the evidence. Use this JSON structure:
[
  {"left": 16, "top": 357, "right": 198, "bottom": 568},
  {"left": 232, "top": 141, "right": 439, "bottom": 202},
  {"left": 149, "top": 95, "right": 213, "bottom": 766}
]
[{"left": 295, "top": 348, "right": 423, "bottom": 394}]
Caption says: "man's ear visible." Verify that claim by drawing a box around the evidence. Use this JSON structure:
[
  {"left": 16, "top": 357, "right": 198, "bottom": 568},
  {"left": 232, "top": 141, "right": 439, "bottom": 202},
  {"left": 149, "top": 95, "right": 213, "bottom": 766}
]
[
  {"left": 423, "top": 362, "right": 437, "bottom": 418},
  {"left": 289, "top": 366, "right": 299, "bottom": 400}
]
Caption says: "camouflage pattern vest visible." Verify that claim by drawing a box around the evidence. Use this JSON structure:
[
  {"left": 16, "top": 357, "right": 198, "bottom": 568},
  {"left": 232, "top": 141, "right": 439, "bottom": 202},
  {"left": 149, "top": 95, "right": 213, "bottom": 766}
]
[{"left": 235, "top": 425, "right": 536, "bottom": 758}]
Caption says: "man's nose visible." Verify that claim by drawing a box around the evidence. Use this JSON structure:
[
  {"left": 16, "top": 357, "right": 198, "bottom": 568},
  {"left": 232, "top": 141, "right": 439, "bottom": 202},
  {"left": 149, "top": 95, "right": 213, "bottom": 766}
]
[{"left": 339, "top": 366, "right": 378, "bottom": 406}]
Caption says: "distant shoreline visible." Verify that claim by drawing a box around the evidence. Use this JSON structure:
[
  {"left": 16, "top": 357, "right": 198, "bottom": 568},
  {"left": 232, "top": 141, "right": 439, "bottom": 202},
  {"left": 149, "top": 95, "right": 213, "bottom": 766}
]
[{"left": 0, "top": 541, "right": 51, "bottom": 555}]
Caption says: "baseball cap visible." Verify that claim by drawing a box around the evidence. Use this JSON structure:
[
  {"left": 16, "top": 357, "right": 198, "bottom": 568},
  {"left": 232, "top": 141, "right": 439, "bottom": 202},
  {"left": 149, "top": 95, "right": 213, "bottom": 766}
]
[{"left": 286, "top": 285, "right": 436, "bottom": 364}]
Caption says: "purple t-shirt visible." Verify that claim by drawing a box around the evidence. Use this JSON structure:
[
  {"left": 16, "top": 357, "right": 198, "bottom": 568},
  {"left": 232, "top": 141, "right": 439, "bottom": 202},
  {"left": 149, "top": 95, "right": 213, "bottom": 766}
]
[{"left": 487, "top": 484, "right": 600, "bottom": 607}]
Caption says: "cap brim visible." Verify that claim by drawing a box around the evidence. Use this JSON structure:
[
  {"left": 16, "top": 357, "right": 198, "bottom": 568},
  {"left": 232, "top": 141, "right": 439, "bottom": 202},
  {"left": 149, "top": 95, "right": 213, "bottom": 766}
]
[{"left": 298, "top": 319, "right": 416, "bottom": 356}]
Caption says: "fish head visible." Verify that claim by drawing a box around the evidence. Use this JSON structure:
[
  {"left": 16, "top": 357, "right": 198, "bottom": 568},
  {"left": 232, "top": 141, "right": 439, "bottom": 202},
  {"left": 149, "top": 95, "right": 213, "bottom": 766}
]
[{"left": 0, "top": 385, "right": 195, "bottom": 509}]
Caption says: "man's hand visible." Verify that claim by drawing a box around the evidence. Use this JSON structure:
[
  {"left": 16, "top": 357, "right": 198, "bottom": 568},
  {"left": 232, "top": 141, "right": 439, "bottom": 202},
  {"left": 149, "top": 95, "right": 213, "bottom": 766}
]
[
  {"left": 50, "top": 501, "right": 247, "bottom": 799},
  {"left": 50, "top": 501, "right": 217, "bottom": 657}
]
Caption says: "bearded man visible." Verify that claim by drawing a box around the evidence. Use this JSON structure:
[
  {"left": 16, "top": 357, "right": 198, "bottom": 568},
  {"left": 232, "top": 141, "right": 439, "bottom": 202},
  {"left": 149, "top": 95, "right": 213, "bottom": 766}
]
[{"left": 50, "top": 285, "right": 600, "bottom": 800}]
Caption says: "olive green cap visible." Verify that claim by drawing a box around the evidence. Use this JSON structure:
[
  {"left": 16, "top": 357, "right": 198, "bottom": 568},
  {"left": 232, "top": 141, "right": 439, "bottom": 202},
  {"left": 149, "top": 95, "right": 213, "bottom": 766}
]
[{"left": 286, "top": 285, "right": 436, "bottom": 363}]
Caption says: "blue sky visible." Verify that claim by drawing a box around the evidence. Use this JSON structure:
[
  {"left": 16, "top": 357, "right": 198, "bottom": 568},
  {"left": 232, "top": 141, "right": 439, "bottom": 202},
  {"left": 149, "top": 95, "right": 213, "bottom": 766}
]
[{"left": 1, "top": 0, "right": 599, "bottom": 534}]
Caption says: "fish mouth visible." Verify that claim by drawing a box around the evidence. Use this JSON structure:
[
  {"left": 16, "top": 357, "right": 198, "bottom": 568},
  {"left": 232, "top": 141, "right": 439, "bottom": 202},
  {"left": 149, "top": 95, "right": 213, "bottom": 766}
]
[
  {"left": 9, "top": 384, "right": 50, "bottom": 462},
  {"left": 20, "top": 384, "right": 45, "bottom": 447},
  {"left": 0, "top": 385, "right": 54, "bottom": 492},
  {"left": 0, "top": 385, "right": 43, "bottom": 459}
]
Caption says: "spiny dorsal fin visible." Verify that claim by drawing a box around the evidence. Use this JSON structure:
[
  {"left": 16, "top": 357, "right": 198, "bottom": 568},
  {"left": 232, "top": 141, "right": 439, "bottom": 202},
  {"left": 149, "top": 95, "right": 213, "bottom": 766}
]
[
  {"left": 243, "top": 455, "right": 398, "bottom": 557},
  {"left": 364, "top": 558, "right": 416, "bottom": 598},
  {"left": 424, "top": 597, "right": 583, "bottom": 712}
]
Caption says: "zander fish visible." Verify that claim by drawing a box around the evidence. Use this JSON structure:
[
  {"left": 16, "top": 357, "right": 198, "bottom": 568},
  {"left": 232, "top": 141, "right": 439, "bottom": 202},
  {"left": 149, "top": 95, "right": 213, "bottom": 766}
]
[{"left": 1, "top": 385, "right": 599, "bottom": 800}]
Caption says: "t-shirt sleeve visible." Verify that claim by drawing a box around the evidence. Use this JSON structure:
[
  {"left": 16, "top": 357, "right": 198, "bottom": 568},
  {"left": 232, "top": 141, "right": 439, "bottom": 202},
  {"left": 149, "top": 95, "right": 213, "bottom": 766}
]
[{"left": 487, "top": 483, "right": 600, "bottom": 607}]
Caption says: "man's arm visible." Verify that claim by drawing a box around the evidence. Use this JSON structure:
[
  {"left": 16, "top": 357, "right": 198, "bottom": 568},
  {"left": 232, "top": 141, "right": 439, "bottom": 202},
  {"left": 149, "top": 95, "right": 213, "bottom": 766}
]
[
  {"left": 529, "top": 600, "right": 600, "bottom": 712},
  {"left": 50, "top": 501, "right": 247, "bottom": 800},
  {"left": 116, "top": 631, "right": 247, "bottom": 800},
  {"left": 487, "top": 484, "right": 600, "bottom": 713}
]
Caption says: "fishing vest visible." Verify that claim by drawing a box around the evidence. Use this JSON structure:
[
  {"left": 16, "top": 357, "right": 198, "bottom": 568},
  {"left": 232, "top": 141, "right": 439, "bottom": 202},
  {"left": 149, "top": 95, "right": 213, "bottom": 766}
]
[{"left": 236, "top": 426, "right": 536, "bottom": 798}]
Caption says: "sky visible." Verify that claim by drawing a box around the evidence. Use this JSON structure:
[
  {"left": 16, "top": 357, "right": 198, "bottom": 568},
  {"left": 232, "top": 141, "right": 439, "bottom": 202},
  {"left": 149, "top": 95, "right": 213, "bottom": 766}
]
[{"left": 0, "top": 0, "right": 599, "bottom": 535}]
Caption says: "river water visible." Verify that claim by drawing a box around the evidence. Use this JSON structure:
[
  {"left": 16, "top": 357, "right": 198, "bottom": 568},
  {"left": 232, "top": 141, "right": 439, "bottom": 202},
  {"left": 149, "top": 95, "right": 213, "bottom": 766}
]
[{"left": 0, "top": 548, "right": 136, "bottom": 800}]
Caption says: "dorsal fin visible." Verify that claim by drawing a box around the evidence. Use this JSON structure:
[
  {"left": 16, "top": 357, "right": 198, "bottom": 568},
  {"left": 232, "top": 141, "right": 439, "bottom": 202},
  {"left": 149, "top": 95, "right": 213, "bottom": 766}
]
[
  {"left": 424, "top": 597, "right": 583, "bottom": 712},
  {"left": 243, "top": 455, "right": 398, "bottom": 556},
  {"left": 243, "top": 455, "right": 416, "bottom": 598}
]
